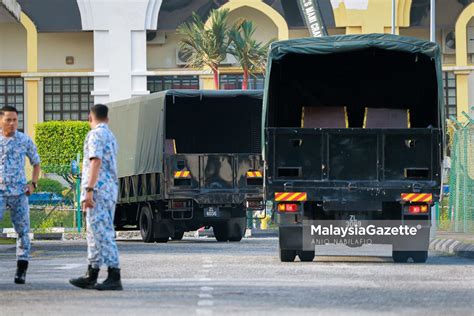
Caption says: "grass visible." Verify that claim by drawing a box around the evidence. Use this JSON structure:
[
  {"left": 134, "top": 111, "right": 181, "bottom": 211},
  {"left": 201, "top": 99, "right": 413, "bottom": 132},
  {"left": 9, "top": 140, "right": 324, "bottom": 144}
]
[
  {"left": 0, "top": 238, "right": 16, "bottom": 245},
  {"left": 0, "top": 208, "right": 75, "bottom": 230}
]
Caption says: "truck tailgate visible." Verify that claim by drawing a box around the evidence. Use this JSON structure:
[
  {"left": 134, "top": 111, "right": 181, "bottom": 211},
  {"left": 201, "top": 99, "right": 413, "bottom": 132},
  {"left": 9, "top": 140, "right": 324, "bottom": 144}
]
[
  {"left": 165, "top": 153, "right": 262, "bottom": 200},
  {"left": 267, "top": 128, "right": 442, "bottom": 190}
]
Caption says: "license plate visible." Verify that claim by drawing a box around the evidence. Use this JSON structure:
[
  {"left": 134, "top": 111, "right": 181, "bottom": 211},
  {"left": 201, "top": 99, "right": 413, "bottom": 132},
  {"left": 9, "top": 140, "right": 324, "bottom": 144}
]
[{"left": 204, "top": 207, "right": 220, "bottom": 217}]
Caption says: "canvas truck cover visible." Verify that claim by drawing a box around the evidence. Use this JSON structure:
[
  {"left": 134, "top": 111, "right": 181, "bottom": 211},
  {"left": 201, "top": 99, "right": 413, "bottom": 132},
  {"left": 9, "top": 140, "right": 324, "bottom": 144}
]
[
  {"left": 108, "top": 90, "right": 263, "bottom": 178},
  {"left": 108, "top": 91, "right": 166, "bottom": 178},
  {"left": 263, "top": 33, "right": 445, "bottom": 137}
]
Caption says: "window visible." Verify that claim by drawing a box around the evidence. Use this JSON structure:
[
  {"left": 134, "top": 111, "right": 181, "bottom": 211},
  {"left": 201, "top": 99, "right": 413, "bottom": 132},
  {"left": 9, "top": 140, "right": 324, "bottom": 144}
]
[
  {"left": 443, "top": 71, "right": 457, "bottom": 119},
  {"left": 220, "top": 74, "right": 265, "bottom": 90},
  {"left": 0, "top": 77, "right": 24, "bottom": 131},
  {"left": 147, "top": 75, "right": 199, "bottom": 93},
  {"left": 44, "top": 77, "right": 93, "bottom": 121}
]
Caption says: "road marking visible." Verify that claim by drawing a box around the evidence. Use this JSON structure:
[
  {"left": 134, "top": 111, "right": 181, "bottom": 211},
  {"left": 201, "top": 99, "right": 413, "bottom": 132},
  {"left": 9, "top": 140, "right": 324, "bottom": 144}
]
[
  {"left": 54, "top": 264, "right": 84, "bottom": 270},
  {"left": 199, "top": 278, "right": 211, "bottom": 282},
  {"left": 198, "top": 293, "right": 213, "bottom": 299},
  {"left": 202, "top": 264, "right": 213, "bottom": 268},
  {"left": 197, "top": 300, "right": 214, "bottom": 306},
  {"left": 200, "top": 286, "right": 214, "bottom": 292}
]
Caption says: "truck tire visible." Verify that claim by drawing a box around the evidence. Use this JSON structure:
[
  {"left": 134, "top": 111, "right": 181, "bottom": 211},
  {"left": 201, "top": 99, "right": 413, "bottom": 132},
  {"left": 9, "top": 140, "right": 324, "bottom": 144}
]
[
  {"left": 228, "top": 217, "right": 246, "bottom": 242},
  {"left": 410, "top": 251, "right": 428, "bottom": 263},
  {"left": 213, "top": 224, "right": 229, "bottom": 242},
  {"left": 392, "top": 251, "right": 409, "bottom": 263},
  {"left": 298, "top": 250, "right": 315, "bottom": 262},
  {"left": 139, "top": 205, "right": 154, "bottom": 243},
  {"left": 393, "top": 250, "right": 428, "bottom": 263},
  {"left": 279, "top": 249, "right": 296, "bottom": 262},
  {"left": 171, "top": 231, "right": 185, "bottom": 241},
  {"left": 154, "top": 237, "right": 169, "bottom": 243}
]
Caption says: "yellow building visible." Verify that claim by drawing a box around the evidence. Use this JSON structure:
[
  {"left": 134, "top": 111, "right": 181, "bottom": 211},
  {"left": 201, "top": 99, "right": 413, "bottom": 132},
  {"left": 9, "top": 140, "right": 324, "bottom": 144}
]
[{"left": 1, "top": 0, "right": 474, "bottom": 138}]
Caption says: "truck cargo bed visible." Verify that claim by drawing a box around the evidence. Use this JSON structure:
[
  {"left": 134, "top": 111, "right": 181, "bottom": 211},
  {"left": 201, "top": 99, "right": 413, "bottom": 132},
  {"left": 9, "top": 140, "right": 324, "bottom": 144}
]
[{"left": 266, "top": 127, "right": 442, "bottom": 202}]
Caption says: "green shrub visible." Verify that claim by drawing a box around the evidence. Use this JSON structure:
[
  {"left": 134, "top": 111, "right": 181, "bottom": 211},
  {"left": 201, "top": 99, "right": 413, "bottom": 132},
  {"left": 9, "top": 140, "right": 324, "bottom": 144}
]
[
  {"left": 36, "top": 178, "right": 65, "bottom": 194},
  {"left": 35, "top": 121, "right": 90, "bottom": 175}
]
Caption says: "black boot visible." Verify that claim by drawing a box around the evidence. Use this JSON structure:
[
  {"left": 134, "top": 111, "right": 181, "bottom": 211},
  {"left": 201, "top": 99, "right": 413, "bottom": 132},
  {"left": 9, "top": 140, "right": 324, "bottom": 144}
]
[
  {"left": 14, "top": 260, "right": 28, "bottom": 284},
  {"left": 95, "top": 267, "right": 123, "bottom": 291},
  {"left": 69, "top": 265, "right": 100, "bottom": 289}
]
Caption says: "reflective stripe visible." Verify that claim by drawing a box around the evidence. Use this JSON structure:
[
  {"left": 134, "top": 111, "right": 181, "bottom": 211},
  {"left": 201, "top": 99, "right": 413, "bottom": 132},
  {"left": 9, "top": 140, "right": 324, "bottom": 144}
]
[
  {"left": 401, "top": 193, "right": 433, "bottom": 203},
  {"left": 275, "top": 192, "right": 307, "bottom": 202}
]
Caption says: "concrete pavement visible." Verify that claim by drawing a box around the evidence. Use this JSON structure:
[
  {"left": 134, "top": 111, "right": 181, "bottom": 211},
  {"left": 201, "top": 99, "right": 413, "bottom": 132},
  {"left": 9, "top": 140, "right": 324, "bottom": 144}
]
[{"left": 1, "top": 238, "right": 474, "bottom": 315}]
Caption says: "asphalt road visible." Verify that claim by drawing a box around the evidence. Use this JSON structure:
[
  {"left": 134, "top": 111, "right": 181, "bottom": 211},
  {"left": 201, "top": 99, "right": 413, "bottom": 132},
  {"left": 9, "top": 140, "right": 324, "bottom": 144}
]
[{"left": 0, "top": 238, "right": 473, "bottom": 316}]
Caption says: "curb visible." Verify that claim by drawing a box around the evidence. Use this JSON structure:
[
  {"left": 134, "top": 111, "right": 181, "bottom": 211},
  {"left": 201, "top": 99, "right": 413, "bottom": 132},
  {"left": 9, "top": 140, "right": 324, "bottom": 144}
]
[
  {"left": 0, "top": 228, "right": 279, "bottom": 241},
  {"left": 429, "top": 238, "right": 474, "bottom": 259}
]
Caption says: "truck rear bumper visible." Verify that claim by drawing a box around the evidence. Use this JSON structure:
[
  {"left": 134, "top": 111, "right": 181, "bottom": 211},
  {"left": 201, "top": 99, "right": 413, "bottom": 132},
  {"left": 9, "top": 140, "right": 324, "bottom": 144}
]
[
  {"left": 266, "top": 185, "right": 440, "bottom": 206},
  {"left": 166, "top": 192, "right": 263, "bottom": 205}
]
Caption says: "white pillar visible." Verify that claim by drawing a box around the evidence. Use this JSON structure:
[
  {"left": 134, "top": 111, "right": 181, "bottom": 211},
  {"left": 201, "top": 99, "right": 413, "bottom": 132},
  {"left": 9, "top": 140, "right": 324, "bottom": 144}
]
[{"left": 77, "top": 0, "right": 162, "bottom": 103}]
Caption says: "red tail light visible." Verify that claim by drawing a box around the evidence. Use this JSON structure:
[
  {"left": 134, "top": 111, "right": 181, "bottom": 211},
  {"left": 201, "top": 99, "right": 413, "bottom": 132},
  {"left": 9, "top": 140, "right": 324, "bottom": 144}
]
[
  {"left": 408, "top": 204, "right": 429, "bottom": 214},
  {"left": 278, "top": 203, "right": 299, "bottom": 212},
  {"left": 409, "top": 205, "right": 421, "bottom": 214}
]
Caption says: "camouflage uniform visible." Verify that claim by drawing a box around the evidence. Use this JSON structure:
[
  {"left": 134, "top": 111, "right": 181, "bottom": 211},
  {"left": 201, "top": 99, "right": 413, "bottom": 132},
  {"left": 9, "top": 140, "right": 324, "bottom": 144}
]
[
  {"left": 0, "top": 131, "right": 41, "bottom": 261},
  {"left": 81, "top": 123, "right": 120, "bottom": 269}
]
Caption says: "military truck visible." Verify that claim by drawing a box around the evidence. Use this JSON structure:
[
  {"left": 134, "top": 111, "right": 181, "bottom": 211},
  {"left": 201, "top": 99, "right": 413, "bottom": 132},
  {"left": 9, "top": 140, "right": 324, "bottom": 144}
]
[
  {"left": 108, "top": 90, "right": 264, "bottom": 243},
  {"left": 263, "top": 34, "right": 444, "bottom": 263}
]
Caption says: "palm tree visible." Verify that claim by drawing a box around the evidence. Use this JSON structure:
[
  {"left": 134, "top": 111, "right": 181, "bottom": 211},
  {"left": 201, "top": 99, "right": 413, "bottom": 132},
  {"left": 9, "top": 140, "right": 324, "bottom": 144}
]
[
  {"left": 178, "top": 9, "right": 231, "bottom": 89},
  {"left": 228, "top": 20, "right": 271, "bottom": 90}
]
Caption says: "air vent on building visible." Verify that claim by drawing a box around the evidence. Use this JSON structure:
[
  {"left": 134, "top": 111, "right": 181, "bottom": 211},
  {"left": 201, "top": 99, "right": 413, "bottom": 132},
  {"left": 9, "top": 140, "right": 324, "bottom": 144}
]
[
  {"left": 147, "top": 31, "right": 166, "bottom": 45},
  {"left": 176, "top": 47, "right": 191, "bottom": 65},
  {"left": 442, "top": 30, "right": 456, "bottom": 54}
]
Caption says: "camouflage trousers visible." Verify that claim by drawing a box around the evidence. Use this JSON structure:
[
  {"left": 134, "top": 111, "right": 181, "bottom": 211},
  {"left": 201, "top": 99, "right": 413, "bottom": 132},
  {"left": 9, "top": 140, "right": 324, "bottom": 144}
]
[
  {"left": 0, "top": 194, "right": 31, "bottom": 261},
  {"left": 86, "top": 198, "right": 120, "bottom": 269}
]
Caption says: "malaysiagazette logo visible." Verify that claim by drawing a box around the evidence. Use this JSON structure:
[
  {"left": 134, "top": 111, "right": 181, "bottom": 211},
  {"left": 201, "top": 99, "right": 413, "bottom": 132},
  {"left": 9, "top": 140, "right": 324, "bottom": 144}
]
[{"left": 311, "top": 224, "right": 421, "bottom": 238}]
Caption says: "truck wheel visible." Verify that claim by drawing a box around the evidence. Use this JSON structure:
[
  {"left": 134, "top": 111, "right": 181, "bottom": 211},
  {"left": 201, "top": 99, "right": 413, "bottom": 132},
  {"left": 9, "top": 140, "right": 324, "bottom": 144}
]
[
  {"left": 298, "top": 250, "right": 315, "bottom": 262},
  {"left": 139, "top": 205, "right": 154, "bottom": 243},
  {"left": 410, "top": 251, "right": 428, "bottom": 263},
  {"left": 392, "top": 251, "right": 409, "bottom": 263},
  {"left": 171, "top": 231, "right": 185, "bottom": 241},
  {"left": 228, "top": 217, "right": 246, "bottom": 242},
  {"left": 213, "top": 224, "right": 229, "bottom": 242},
  {"left": 279, "top": 249, "right": 296, "bottom": 262}
]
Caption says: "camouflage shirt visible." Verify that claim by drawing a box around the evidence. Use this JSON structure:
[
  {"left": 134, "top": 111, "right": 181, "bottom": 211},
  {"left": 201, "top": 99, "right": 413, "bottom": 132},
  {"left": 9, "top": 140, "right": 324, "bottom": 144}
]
[
  {"left": 81, "top": 123, "right": 119, "bottom": 202},
  {"left": 0, "top": 131, "right": 41, "bottom": 196}
]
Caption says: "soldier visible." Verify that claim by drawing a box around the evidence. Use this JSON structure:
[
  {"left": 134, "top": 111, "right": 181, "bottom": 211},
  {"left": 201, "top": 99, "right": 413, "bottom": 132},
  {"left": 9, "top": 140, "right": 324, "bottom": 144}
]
[
  {"left": 0, "top": 106, "right": 41, "bottom": 284},
  {"left": 69, "top": 104, "right": 122, "bottom": 291}
]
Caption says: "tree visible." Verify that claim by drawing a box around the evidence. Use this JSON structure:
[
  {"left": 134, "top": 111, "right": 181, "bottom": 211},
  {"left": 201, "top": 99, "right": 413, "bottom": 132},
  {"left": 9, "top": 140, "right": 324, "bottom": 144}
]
[
  {"left": 178, "top": 9, "right": 231, "bottom": 89},
  {"left": 228, "top": 20, "right": 271, "bottom": 90}
]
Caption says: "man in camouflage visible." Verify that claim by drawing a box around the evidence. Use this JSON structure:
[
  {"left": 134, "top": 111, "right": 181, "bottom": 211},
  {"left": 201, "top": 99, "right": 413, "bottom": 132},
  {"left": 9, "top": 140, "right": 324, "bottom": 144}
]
[
  {"left": 69, "top": 104, "right": 122, "bottom": 291},
  {"left": 0, "top": 106, "right": 41, "bottom": 284}
]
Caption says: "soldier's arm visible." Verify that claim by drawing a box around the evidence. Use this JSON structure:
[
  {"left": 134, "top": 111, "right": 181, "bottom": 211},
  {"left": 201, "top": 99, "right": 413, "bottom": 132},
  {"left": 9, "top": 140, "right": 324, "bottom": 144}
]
[
  {"left": 27, "top": 137, "right": 41, "bottom": 188},
  {"left": 86, "top": 131, "right": 104, "bottom": 190},
  {"left": 87, "top": 158, "right": 102, "bottom": 189},
  {"left": 31, "top": 164, "right": 40, "bottom": 185}
]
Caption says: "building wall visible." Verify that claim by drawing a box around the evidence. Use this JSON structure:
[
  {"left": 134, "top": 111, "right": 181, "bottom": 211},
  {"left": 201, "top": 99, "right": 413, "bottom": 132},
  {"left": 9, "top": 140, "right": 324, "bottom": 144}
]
[
  {"left": 38, "top": 32, "right": 93, "bottom": 71},
  {"left": 0, "top": 22, "right": 26, "bottom": 71},
  {"left": 227, "top": 6, "right": 278, "bottom": 43},
  {"left": 4, "top": 1, "right": 474, "bottom": 132},
  {"left": 147, "top": 31, "right": 182, "bottom": 70},
  {"left": 148, "top": 6, "right": 282, "bottom": 70}
]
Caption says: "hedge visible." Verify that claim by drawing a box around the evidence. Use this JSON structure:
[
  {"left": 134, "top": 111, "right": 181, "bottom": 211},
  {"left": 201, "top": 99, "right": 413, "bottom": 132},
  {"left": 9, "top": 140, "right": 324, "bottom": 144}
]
[
  {"left": 35, "top": 121, "right": 90, "bottom": 174},
  {"left": 36, "top": 178, "right": 66, "bottom": 194}
]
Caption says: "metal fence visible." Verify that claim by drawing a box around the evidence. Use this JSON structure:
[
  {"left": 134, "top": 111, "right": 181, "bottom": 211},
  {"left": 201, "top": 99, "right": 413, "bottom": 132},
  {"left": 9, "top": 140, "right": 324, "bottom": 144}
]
[
  {"left": 3, "top": 158, "right": 84, "bottom": 231},
  {"left": 444, "top": 115, "right": 474, "bottom": 233}
]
